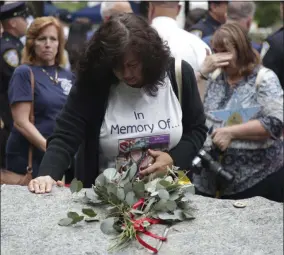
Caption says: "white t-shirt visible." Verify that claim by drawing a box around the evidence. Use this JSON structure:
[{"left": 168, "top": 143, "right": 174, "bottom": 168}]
[
  {"left": 151, "top": 16, "right": 211, "bottom": 72},
  {"left": 100, "top": 76, "right": 183, "bottom": 170}
]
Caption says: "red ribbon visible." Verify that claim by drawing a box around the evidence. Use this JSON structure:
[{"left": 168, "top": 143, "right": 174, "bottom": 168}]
[{"left": 130, "top": 198, "right": 167, "bottom": 253}]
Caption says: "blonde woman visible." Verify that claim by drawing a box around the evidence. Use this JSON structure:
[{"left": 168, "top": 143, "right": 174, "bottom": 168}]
[{"left": 6, "top": 17, "right": 74, "bottom": 177}]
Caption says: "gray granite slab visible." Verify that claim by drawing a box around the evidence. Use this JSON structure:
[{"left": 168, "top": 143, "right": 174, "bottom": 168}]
[{"left": 1, "top": 185, "right": 283, "bottom": 255}]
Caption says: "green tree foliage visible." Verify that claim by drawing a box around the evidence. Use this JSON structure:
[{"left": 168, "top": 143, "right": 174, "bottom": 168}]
[
  {"left": 53, "top": 2, "right": 88, "bottom": 12},
  {"left": 255, "top": 2, "right": 281, "bottom": 28}
]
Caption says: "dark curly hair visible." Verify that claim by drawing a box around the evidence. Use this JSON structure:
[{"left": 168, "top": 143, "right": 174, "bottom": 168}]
[{"left": 75, "top": 13, "right": 171, "bottom": 96}]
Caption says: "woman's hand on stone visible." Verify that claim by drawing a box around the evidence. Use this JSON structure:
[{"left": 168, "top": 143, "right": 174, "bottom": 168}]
[
  {"left": 28, "top": 176, "right": 64, "bottom": 194},
  {"left": 139, "top": 149, "right": 173, "bottom": 178},
  {"left": 200, "top": 49, "right": 233, "bottom": 76}
]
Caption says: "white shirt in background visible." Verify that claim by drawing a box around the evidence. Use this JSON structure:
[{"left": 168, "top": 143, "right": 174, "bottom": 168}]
[{"left": 151, "top": 16, "right": 211, "bottom": 72}]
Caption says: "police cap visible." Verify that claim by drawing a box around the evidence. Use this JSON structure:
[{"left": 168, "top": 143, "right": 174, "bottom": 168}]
[
  {"left": 54, "top": 9, "right": 73, "bottom": 24},
  {"left": 0, "top": 1, "right": 29, "bottom": 21}
]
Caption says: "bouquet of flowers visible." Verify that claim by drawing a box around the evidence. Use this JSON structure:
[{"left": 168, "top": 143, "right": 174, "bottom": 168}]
[{"left": 58, "top": 163, "right": 196, "bottom": 253}]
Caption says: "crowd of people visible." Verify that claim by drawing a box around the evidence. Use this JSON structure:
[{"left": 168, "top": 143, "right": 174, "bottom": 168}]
[{"left": 0, "top": 1, "right": 283, "bottom": 202}]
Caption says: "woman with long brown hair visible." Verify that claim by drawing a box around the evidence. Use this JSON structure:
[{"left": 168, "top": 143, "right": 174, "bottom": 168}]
[
  {"left": 5, "top": 16, "right": 74, "bottom": 177},
  {"left": 27, "top": 13, "right": 207, "bottom": 193},
  {"left": 194, "top": 23, "right": 283, "bottom": 202}
]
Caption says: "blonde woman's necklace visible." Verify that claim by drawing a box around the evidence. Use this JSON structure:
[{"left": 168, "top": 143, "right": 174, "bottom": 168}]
[{"left": 41, "top": 68, "right": 58, "bottom": 84}]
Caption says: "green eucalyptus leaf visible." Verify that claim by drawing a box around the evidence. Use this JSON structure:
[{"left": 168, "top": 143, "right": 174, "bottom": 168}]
[
  {"left": 166, "top": 184, "right": 181, "bottom": 192},
  {"left": 178, "top": 201, "right": 191, "bottom": 210},
  {"left": 117, "top": 187, "right": 125, "bottom": 201},
  {"left": 164, "top": 176, "right": 174, "bottom": 183},
  {"left": 77, "top": 181, "right": 83, "bottom": 192},
  {"left": 125, "top": 191, "right": 136, "bottom": 206},
  {"left": 157, "top": 212, "right": 177, "bottom": 220},
  {"left": 150, "top": 191, "right": 159, "bottom": 197},
  {"left": 174, "top": 209, "right": 185, "bottom": 221},
  {"left": 169, "top": 190, "right": 180, "bottom": 201},
  {"left": 85, "top": 217, "right": 99, "bottom": 222},
  {"left": 70, "top": 178, "right": 83, "bottom": 194},
  {"left": 103, "top": 168, "right": 118, "bottom": 182},
  {"left": 156, "top": 183, "right": 166, "bottom": 190},
  {"left": 119, "top": 176, "right": 130, "bottom": 186},
  {"left": 67, "top": 212, "right": 79, "bottom": 220},
  {"left": 158, "top": 189, "right": 170, "bottom": 200},
  {"left": 159, "top": 180, "right": 171, "bottom": 188},
  {"left": 100, "top": 217, "right": 118, "bottom": 235},
  {"left": 181, "top": 197, "right": 189, "bottom": 202},
  {"left": 123, "top": 182, "right": 133, "bottom": 194},
  {"left": 180, "top": 184, "right": 195, "bottom": 194},
  {"left": 153, "top": 199, "right": 168, "bottom": 211},
  {"left": 72, "top": 216, "right": 85, "bottom": 224},
  {"left": 109, "top": 193, "right": 121, "bottom": 205},
  {"left": 107, "top": 183, "right": 117, "bottom": 196},
  {"left": 128, "top": 163, "right": 138, "bottom": 181},
  {"left": 95, "top": 174, "right": 106, "bottom": 187},
  {"left": 106, "top": 206, "right": 120, "bottom": 217},
  {"left": 58, "top": 218, "right": 73, "bottom": 226},
  {"left": 82, "top": 208, "right": 97, "bottom": 218},
  {"left": 143, "top": 197, "right": 156, "bottom": 213},
  {"left": 145, "top": 178, "right": 160, "bottom": 191},
  {"left": 120, "top": 168, "right": 130, "bottom": 181},
  {"left": 85, "top": 189, "right": 103, "bottom": 204},
  {"left": 183, "top": 211, "right": 195, "bottom": 220},
  {"left": 166, "top": 200, "right": 177, "bottom": 211},
  {"left": 133, "top": 181, "right": 145, "bottom": 198}
]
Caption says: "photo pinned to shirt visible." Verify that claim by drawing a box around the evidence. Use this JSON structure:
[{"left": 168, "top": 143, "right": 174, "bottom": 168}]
[
  {"left": 209, "top": 106, "right": 261, "bottom": 127},
  {"left": 116, "top": 134, "right": 170, "bottom": 173}
]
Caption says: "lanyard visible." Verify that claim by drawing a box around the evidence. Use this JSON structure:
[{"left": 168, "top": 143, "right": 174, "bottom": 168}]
[{"left": 41, "top": 68, "right": 58, "bottom": 84}]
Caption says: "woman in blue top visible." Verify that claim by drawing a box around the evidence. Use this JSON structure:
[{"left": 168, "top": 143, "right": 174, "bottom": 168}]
[{"left": 6, "top": 16, "right": 74, "bottom": 177}]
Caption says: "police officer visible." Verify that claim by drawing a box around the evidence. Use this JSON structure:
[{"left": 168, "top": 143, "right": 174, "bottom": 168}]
[
  {"left": 261, "top": 2, "right": 284, "bottom": 89},
  {"left": 188, "top": 1, "right": 228, "bottom": 39},
  {"left": 202, "top": 1, "right": 262, "bottom": 53},
  {"left": 0, "top": 2, "right": 29, "bottom": 168}
]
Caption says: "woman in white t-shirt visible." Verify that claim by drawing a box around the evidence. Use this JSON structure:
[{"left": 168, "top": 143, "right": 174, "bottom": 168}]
[{"left": 28, "top": 13, "right": 208, "bottom": 193}]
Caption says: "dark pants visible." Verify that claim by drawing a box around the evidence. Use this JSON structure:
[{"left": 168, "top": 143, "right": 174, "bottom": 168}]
[{"left": 196, "top": 167, "right": 284, "bottom": 203}]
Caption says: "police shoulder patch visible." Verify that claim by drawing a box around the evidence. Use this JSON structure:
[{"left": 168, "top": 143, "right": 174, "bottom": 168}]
[
  {"left": 190, "top": 30, "right": 203, "bottom": 38},
  {"left": 3, "top": 49, "right": 19, "bottom": 67},
  {"left": 260, "top": 41, "right": 270, "bottom": 59}
]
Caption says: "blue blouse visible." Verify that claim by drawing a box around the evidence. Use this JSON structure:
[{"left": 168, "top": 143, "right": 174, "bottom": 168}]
[
  {"left": 193, "top": 66, "right": 283, "bottom": 196},
  {"left": 6, "top": 64, "right": 74, "bottom": 177}
]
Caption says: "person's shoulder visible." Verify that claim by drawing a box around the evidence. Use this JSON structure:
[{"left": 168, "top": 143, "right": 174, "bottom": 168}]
[
  {"left": 267, "top": 27, "right": 284, "bottom": 41},
  {"left": 0, "top": 41, "right": 20, "bottom": 67},
  {"left": 187, "top": 20, "right": 206, "bottom": 38},
  {"left": 13, "top": 64, "right": 31, "bottom": 75},
  {"left": 260, "top": 66, "right": 279, "bottom": 80},
  {"left": 264, "top": 27, "right": 284, "bottom": 49},
  {"left": 180, "top": 28, "right": 209, "bottom": 47},
  {"left": 58, "top": 67, "right": 75, "bottom": 81}
]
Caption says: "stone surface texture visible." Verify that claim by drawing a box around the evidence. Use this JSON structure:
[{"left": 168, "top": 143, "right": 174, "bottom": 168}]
[{"left": 1, "top": 185, "right": 283, "bottom": 255}]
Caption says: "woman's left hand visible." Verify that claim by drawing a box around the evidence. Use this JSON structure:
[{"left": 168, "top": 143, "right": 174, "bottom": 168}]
[
  {"left": 212, "top": 127, "right": 234, "bottom": 151},
  {"left": 139, "top": 149, "right": 173, "bottom": 177}
]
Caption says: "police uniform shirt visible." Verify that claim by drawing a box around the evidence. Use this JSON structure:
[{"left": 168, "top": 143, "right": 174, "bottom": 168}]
[
  {"left": 0, "top": 32, "right": 23, "bottom": 131},
  {"left": 0, "top": 32, "right": 23, "bottom": 94},
  {"left": 188, "top": 13, "right": 222, "bottom": 39},
  {"left": 6, "top": 64, "right": 74, "bottom": 176},
  {"left": 261, "top": 27, "right": 284, "bottom": 89},
  {"left": 202, "top": 34, "right": 262, "bottom": 53}
]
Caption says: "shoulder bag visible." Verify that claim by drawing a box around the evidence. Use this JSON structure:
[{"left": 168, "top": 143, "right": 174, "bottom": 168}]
[{"left": 0, "top": 67, "right": 35, "bottom": 186}]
